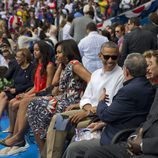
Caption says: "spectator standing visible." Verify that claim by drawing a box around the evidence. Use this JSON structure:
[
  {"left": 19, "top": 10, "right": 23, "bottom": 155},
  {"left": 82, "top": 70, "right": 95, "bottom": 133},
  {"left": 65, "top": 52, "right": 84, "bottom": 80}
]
[
  {"left": 64, "top": 0, "right": 73, "bottom": 13},
  {"left": 8, "top": 10, "right": 23, "bottom": 33},
  {"left": 109, "top": 0, "right": 120, "bottom": 17},
  {"left": 115, "top": 25, "right": 125, "bottom": 53},
  {"left": 25, "top": 9, "right": 39, "bottom": 28},
  {"left": 78, "top": 22, "right": 108, "bottom": 73},
  {"left": 119, "top": 0, "right": 132, "bottom": 12},
  {"left": 119, "top": 17, "right": 157, "bottom": 66},
  {"left": 48, "top": 25, "right": 58, "bottom": 46},
  {"left": 142, "top": 12, "right": 158, "bottom": 47},
  {"left": 69, "top": 4, "right": 94, "bottom": 43},
  {"left": 62, "top": 14, "right": 74, "bottom": 40},
  {"left": 17, "top": 27, "right": 39, "bottom": 49}
]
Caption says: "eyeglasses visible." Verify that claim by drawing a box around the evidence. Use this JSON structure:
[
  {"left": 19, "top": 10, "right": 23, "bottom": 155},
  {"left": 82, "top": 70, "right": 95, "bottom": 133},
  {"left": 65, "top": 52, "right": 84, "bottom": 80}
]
[
  {"left": 101, "top": 54, "right": 118, "bottom": 60},
  {"left": 115, "top": 30, "right": 120, "bottom": 33}
]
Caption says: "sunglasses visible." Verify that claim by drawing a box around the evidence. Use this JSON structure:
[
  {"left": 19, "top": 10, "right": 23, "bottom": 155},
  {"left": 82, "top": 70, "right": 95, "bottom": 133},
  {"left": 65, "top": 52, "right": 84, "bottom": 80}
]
[
  {"left": 115, "top": 30, "right": 120, "bottom": 33},
  {"left": 102, "top": 54, "right": 118, "bottom": 60}
]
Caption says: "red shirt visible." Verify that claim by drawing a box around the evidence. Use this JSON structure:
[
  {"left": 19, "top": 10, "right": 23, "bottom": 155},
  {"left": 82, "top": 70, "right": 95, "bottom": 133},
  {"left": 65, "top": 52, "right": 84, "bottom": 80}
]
[
  {"left": 16, "top": 62, "right": 49, "bottom": 99},
  {"left": 34, "top": 63, "right": 47, "bottom": 93}
]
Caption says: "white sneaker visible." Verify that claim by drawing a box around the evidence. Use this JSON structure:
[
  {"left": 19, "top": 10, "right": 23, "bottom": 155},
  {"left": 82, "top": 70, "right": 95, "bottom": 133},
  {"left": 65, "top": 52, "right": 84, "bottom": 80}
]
[
  {"left": 7, "top": 141, "right": 30, "bottom": 155},
  {"left": 0, "top": 147, "right": 12, "bottom": 156}
]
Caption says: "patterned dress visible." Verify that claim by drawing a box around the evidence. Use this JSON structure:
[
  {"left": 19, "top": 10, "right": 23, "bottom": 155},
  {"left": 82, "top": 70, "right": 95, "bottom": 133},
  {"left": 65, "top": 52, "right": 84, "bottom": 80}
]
[{"left": 27, "top": 60, "right": 85, "bottom": 139}]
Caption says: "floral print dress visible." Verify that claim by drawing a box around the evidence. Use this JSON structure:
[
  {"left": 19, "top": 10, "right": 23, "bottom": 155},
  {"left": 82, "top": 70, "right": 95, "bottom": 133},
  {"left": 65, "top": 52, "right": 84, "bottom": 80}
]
[{"left": 27, "top": 60, "right": 85, "bottom": 139}]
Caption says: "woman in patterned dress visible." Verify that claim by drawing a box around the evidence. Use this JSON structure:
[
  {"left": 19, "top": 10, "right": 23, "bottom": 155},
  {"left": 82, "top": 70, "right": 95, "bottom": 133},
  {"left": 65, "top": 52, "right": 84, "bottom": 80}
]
[{"left": 26, "top": 39, "right": 91, "bottom": 153}]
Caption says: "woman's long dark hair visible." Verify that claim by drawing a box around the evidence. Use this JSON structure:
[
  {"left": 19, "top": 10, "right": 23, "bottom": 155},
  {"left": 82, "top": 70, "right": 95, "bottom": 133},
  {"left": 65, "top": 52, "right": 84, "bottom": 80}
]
[
  {"left": 34, "top": 40, "right": 51, "bottom": 76},
  {"left": 55, "top": 39, "right": 82, "bottom": 62}
]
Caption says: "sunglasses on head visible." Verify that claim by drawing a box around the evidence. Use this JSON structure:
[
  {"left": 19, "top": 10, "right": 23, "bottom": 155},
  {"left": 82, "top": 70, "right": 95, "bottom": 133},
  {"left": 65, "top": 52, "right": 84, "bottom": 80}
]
[{"left": 102, "top": 54, "right": 118, "bottom": 60}]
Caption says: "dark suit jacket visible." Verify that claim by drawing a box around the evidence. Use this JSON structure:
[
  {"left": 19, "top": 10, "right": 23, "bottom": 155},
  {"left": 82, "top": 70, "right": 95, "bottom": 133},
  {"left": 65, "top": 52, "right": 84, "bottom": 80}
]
[
  {"left": 142, "top": 23, "right": 158, "bottom": 39},
  {"left": 97, "top": 77, "right": 155, "bottom": 145},
  {"left": 119, "top": 28, "right": 157, "bottom": 66},
  {"left": 142, "top": 23, "right": 158, "bottom": 48},
  {"left": 140, "top": 85, "right": 158, "bottom": 156}
]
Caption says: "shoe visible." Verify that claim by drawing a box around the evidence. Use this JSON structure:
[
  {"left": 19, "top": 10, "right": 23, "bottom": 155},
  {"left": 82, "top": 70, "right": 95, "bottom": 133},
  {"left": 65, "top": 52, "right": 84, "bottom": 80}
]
[
  {"left": 2, "top": 129, "right": 12, "bottom": 133},
  {"left": 0, "top": 139, "right": 26, "bottom": 147},
  {"left": 0, "top": 147, "right": 11, "bottom": 156},
  {"left": 7, "top": 142, "right": 29, "bottom": 155}
]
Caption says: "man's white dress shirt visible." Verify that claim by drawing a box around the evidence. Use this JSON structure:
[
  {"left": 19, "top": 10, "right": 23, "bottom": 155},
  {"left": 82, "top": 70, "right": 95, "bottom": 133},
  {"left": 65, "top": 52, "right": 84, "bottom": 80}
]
[{"left": 80, "top": 65, "right": 124, "bottom": 109}]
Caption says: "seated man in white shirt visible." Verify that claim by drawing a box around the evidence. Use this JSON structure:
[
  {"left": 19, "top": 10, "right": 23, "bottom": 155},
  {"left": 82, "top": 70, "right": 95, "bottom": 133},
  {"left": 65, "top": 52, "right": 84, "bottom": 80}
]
[{"left": 69, "top": 41, "right": 124, "bottom": 125}]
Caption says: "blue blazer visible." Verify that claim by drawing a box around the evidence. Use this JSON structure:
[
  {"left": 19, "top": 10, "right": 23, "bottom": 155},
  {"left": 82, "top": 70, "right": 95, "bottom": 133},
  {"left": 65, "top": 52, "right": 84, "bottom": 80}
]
[{"left": 97, "top": 77, "right": 155, "bottom": 145}]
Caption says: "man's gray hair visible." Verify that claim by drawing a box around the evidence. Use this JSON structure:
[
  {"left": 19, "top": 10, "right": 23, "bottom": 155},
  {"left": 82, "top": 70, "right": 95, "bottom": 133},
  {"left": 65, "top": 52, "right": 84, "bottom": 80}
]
[
  {"left": 124, "top": 53, "right": 147, "bottom": 77},
  {"left": 101, "top": 41, "right": 118, "bottom": 52}
]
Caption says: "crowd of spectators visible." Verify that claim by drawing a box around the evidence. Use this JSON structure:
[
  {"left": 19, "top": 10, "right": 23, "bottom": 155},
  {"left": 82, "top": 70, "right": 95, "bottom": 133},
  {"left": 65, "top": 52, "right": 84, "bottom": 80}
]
[{"left": 0, "top": 0, "right": 157, "bottom": 157}]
